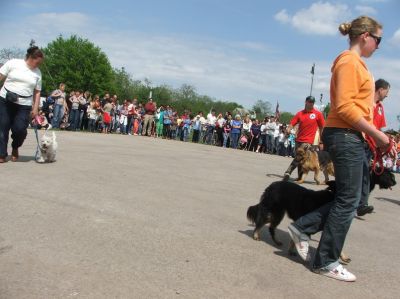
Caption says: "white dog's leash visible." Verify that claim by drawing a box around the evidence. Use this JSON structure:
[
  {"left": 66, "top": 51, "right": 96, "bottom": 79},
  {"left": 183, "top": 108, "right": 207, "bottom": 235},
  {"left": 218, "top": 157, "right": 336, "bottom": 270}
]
[{"left": 32, "top": 122, "right": 40, "bottom": 161}]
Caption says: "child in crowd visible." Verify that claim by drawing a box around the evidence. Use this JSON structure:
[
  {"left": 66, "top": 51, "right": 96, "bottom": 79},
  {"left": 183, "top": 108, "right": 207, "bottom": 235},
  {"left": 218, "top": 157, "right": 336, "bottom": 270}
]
[{"left": 35, "top": 110, "right": 52, "bottom": 130}]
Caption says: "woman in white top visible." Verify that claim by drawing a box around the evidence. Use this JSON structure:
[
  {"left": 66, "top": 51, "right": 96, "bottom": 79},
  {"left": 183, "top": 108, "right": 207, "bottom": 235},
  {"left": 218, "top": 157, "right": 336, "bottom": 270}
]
[{"left": 0, "top": 46, "right": 44, "bottom": 163}]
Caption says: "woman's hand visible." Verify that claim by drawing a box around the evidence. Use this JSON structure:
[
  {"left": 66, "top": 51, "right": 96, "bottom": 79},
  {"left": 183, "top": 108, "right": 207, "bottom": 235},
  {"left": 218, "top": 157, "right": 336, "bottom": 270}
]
[{"left": 372, "top": 130, "right": 396, "bottom": 157}]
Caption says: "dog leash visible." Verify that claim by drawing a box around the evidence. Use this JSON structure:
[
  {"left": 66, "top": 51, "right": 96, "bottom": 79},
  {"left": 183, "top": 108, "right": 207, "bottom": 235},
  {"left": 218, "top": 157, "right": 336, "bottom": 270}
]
[
  {"left": 31, "top": 120, "right": 40, "bottom": 161},
  {"left": 365, "top": 135, "right": 394, "bottom": 175}
]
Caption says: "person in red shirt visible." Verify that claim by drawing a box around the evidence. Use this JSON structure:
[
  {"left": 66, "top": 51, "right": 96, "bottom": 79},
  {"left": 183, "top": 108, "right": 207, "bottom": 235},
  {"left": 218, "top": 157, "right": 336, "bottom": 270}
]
[
  {"left": 142, "top": 98, "right": 156, "bottom": 136},
  {"left": 283, "top": 96, "right": 325, "bottom": 181},
  {"left": 357, "top": 78, "right": 391, "bottom": 216},
  {"left": 373, "top": 78, "right": 390, "bottom": 130}
]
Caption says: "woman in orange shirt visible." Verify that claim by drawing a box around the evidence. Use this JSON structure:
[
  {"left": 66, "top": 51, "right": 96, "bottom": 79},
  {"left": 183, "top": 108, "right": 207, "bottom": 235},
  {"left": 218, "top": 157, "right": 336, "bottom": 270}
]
[{"left": 288, "top": 16, "right": 396, "bottom": 282}]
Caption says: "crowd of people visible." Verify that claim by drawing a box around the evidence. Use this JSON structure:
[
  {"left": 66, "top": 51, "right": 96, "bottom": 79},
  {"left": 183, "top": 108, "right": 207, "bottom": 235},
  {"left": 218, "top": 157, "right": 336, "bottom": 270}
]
[{"left": 37, "top": 83, "right": 299, "bottom": 157}]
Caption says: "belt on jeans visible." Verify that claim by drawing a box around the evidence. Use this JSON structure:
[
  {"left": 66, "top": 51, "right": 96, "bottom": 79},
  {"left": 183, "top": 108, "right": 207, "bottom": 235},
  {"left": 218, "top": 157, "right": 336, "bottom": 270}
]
[{"left": 324, "top": 127, "right": 363, "bottom": 139}]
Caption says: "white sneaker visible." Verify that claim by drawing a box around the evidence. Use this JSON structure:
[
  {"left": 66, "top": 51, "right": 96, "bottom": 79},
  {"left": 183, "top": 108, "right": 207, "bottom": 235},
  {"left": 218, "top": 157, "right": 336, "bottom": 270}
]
[
  {"left": 314, "top": 264, "right": 356, "bottom": 282},
  {"left": 288, "top": 224, "right": 310, "bottom": 261}
]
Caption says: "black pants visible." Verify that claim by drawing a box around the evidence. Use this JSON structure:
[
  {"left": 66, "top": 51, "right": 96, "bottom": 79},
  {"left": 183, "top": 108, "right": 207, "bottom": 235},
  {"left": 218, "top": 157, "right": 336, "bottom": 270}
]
[
  {"left": 0, "top": 97, "right": 31, "bottom": 158},
  {"left": 192, "top": 129, "right": 200, "bottom": 143}
]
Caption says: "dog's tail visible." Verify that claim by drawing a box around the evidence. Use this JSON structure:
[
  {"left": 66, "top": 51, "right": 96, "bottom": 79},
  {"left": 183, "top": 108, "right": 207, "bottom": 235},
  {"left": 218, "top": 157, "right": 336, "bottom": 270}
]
[{"left": 247, "top": 204, "right": 260, "bottom": 224}]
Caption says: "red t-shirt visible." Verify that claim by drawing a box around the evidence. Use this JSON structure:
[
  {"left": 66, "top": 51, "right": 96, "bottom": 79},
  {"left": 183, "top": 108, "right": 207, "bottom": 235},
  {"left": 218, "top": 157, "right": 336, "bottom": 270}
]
[
  {"left": 373, "top": 102, "right": 386, "bottom": 130},
  {"left": 144, "top": 102, "right": 156, "bottom": 115},
  {"left": 290, "top": 108, "right": 325, "bottom": 143}
]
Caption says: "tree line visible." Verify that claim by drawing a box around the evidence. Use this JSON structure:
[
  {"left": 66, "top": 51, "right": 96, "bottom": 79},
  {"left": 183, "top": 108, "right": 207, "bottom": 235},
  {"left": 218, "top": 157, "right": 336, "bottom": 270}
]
[{"left": 1, "top": 35, "right": 294, "bottom": 121}]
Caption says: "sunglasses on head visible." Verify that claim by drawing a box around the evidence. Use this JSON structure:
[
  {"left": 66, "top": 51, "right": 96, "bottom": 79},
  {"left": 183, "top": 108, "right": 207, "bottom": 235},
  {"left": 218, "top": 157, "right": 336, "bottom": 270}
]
[{"left": 369, "top": 32, "right": 382, "bottom": 46}]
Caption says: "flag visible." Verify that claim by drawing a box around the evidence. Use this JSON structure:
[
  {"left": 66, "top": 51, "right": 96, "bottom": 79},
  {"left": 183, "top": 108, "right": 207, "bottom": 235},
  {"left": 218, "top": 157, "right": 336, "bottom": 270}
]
[
  {"left": 275, "top": 101, "right": 280, "bottom": 121},
  {"left": 310, "top": 63, "right": 315, "bottom": 75}
]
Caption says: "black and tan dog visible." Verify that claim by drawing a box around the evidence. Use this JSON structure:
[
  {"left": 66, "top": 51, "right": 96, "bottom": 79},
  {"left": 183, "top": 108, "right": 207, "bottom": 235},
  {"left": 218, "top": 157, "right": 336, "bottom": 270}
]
[
  {"left": 247, "top": 172, "right": 395, "bottom": 263},
  {"left": 295, "top": 147, "right": 334, "bottom": 185},
  {"left": 247, "top": 181, "right": 335, "bottom": 246}
]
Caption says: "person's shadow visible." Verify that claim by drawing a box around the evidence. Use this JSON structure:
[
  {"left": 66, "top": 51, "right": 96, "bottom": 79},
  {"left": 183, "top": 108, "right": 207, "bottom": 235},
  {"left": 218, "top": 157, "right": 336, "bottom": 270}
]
[
  {"left": 375, "top": 197, "right": 400, "bottom": 206},
  {"left": 239, "top": 225, "right": 315, "bottom": 268},
  {"left": 12, "top": 155, "right": 36, "bottom": 162}
]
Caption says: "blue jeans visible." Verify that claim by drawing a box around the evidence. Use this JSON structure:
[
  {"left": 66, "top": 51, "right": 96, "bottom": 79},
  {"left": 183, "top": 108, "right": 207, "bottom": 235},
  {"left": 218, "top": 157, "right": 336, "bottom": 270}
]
[
  {"left": 0, "top": 97, "right": 31, "bottom": 158},
  {"left": 70, "top": 109, "right": 80, "bottom": 131},
  {"left": 183, "top": 127, "right": 190, "bottom": 141},
  {"left": 230, "top": 132, "right": 240, "bottom": 149},
  {"left": 293, "top": 128, "right": 370, "bottom": 271},
  {"left": 205, "top": 125, "right": 215, "bottom": 144},
  {"left": 51, "top": 104, "right": 64, "bottom": 128},
  {"left": 223, "top": 132, "right": 230, "bottom": 147},
  {"left": 266, "top": 135, "right": 274, "bottom": 153},
  {"left": 88, "top": 119, "right": 96, "bottom": 132}
]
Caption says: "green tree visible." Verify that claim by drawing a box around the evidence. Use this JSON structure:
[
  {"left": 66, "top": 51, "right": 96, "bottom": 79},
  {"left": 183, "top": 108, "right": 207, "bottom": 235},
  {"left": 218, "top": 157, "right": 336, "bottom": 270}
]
[
  {"left": 41, "top": 35, "right": 115, "bottom": 95},
  {"left": 252, "top": 100, "right": 272, "bottom": 119},
  {"left": 279, "top": 111, "right": 294, "bottom": 124},
  {"left": 323, "top": 103, "right": 330, "bottom": 119}
]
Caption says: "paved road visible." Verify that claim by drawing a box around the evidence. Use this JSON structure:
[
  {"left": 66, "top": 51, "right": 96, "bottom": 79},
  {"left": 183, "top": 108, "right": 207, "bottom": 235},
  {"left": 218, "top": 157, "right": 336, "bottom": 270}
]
[{"left": 1, "top": 130, "right": 399, "bottom": 298}]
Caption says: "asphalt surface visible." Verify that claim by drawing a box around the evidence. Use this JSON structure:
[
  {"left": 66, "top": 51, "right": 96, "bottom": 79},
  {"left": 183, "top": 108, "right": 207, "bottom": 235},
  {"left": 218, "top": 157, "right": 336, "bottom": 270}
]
[{"left": 1, "top": 130, "right": 399, "bottom": 299}]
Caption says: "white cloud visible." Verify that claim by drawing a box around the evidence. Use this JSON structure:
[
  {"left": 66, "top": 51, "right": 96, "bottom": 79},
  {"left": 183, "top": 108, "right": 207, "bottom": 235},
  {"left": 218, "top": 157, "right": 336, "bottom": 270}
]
[
  {"left": 358, "top": 0, "right": 388, "bottom": 3},
  {"left": 274, "top": 9, "right": 290, "bottom": 24},
  {"left": 389, "top": 28, "right": 400, "bottom": 48},
  {"left": 355, "top": 5, "right": 377, "bottom": 15},
  {"left": 275, "top": 2, "right": 351, "bottom": 35}
]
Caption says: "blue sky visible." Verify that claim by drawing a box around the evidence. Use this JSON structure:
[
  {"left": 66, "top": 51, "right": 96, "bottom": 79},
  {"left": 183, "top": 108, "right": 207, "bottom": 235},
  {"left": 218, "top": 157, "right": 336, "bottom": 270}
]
[{"left": 1, "top": 0, "right": 400, "bottom": 128}]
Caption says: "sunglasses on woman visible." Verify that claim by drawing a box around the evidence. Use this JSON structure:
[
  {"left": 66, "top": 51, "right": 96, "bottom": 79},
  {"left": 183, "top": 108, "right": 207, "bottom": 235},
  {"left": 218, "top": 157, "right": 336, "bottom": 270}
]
[{"left": 369, "top": 32, "right": 382, "bottom": 46}]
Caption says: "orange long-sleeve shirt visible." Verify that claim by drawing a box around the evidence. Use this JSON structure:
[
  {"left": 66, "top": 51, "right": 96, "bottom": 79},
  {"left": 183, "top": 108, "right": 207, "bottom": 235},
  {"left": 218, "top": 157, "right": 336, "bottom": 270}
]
[{"left": 325, "top": 50, "right": 374, "bottom": 129}]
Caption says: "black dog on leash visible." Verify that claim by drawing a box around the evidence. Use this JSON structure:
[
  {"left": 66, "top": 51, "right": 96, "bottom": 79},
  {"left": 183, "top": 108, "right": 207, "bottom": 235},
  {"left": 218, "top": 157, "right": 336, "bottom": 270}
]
[
  {"left": 248, "top": 169, "right": 395, "bottom": 245},
  {"left": 247, "top": 181, "right": 335, "bottom": 246},
  {"left": 247, "top": 169, "right": 395, "bottom": 262}
]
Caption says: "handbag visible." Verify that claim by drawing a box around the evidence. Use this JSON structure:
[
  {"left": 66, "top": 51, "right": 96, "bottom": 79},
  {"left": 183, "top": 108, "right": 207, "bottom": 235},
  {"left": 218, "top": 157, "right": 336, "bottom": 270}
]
[{"left": 5, "top": 87, "right": 32, "bottom": 103}]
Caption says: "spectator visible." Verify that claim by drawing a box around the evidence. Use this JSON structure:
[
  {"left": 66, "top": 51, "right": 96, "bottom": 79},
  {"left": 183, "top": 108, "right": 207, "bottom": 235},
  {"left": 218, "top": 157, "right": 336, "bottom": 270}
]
[
  {"left": 69, "top": 90, "right": 85, "bottom": 131},
  {"left": 87, "top": 100, "right": 98, "bottom": 133},
  {"left": 119, "top": 100, "right": 129, "bottom": 134},
  {"left": 163, "top": 105, "right": 173, "bottom": 139},
  {"left": 102, "top": 98, "right": 113, "bottom": 134},
  {"left": 142, "top": 98, "right": 156, "bottom": 136},
  {"left": 192, "top": 114, "right": 202, "bottom": 143},
  {"left": 155, "top": 105, "right": 164, "bottom": 138},
  {"left": 265, "top": 116, "right": 276, "bottom": 154},
  {"left": 205, "top": 110, "right": 217, "bottom": 145},
  {"left": 256, "top": 117, "right": 268, "bottom": 153},
  {"left": 230, "top": 114, "right": 242, "bottom": 149},
  {"left": 182, "top": 112, "right": 192, "bottom": 142},
  {"left": 216, "top": 113, "right": 225, "bottom": 146},
  {"left": 223, "top": 115, "right": 232, "bottom": 148},
  {"left": 51, "top": 83, "right": 67, "bottom": 129},
  {"left": 249, "top": 119, "right": 261, "bottom": 151}
]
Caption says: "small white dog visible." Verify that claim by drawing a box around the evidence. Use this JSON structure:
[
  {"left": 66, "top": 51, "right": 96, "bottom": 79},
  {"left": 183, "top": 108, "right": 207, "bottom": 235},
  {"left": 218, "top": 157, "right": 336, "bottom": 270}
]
[{"left": 36, "top": 131, "right": 57, "bottom": 163}]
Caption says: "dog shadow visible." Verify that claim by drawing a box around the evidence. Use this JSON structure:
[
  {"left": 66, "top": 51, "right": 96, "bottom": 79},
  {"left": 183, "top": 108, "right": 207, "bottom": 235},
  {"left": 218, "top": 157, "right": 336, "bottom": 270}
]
[
  {"left": 12, "top": 155, "right": 36, "bottom": 162},
  {"left": 239, "top": 227, "right": 287, "bottom": 250},
  {"left": 375, "top": 197, "right": 400, "bottom": 206},
  {"left": 240, "top": 225, "right": 320, "bottom": 268}
]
